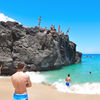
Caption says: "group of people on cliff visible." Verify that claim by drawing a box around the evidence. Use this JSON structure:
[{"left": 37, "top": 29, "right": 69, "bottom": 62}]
[{"left": 38, "top": 16, "right": 70, "bottom": 36}]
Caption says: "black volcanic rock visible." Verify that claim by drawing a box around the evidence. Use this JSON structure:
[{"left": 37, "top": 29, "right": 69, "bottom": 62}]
[{"left": 0, "top": 21, "right": 82, "bottom": 75}]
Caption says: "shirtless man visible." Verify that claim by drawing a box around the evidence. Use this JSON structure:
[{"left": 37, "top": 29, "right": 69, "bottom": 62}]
[
  {"left": 11, "top": 62, "right": 32, "bottom": 100},
  {"left": 89, "top": 72, "right": 92, "bottom": 75},
  {"left": 65, "top": 74, "right": 71, "bottom": 86}
]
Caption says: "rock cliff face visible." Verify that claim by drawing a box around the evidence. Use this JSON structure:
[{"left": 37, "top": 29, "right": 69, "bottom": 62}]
[{"left": 0, "top": 21, "right": 82, "bottom": 75}]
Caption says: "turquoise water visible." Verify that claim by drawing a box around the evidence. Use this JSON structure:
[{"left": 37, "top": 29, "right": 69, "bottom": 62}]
[{"left": 40, "top": 54, "right": 100, "bottom": 85}]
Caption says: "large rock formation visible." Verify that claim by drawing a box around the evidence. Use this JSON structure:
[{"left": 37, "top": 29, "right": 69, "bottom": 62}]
[{"left": 0, "top": 21, "right": 82, "bottom": 75}]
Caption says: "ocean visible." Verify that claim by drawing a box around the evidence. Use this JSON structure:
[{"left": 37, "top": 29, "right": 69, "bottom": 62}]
[
  {"left": 26, "top": 54, "right": 100, "bottom": 94},
  {"left": 40, "top": 54, "right": 100, "bottom": 84}
]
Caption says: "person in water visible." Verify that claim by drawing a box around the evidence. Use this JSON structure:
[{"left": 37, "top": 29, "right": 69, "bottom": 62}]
[
  {"left": 11, "top": 62, "right": 32, "bottom": 100},
  {"left": 65, "top": 74, "right": 71, "bottom": 86},
  {"left": 89, "top": 72, "right": 92, "bottom": 75}
]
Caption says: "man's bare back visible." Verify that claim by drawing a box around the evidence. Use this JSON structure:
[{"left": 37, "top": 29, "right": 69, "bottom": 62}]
[
  {"left": 11, "top": 62, "right": 32, "bottom": 100},
  {"left": 11, "top": 71, "right": 31, "bottom": 94}
]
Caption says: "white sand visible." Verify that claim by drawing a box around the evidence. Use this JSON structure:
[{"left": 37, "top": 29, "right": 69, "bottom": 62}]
[{"left": 0, "top": 77, "right": 100, "bottom": 100}]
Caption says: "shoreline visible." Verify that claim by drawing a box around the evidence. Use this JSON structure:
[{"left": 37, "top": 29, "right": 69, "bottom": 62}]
[{"left": 0, "top": 77, "right": 100, "bottom": 100}]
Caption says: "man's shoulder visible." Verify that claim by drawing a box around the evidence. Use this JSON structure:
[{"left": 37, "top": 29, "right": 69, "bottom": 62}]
[
  {"left": 24, "top": 73, "right": 30, "bottom": 79},
  {"left": 11, "top": 73, "right": 17, "bottom": 81},
  {"left": 11, "top": 73, "right": 16, "bottom": 78}
]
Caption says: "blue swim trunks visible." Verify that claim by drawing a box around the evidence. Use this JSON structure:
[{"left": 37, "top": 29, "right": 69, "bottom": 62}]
[
  {"left": 13, "top": 93, "right": 28, "bottom": 100},
  {"left": 66, "top": 82, "right": 69, "bottom": 86}
]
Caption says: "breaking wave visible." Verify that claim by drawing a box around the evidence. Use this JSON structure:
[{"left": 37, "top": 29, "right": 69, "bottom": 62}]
[{"left": 53, "top": 82, "right": 100, "bottom": 94}]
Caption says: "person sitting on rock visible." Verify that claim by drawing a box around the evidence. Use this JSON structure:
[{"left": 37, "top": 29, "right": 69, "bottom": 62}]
[
  {"left": 44, "top": 27, "right": 47, "bottom": 31},
  {"left": 50, "top": 25, "right": 56, "bottom": 31}
]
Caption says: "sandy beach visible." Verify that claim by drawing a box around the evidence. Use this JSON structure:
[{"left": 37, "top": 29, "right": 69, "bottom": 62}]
[{"left": 0, "top": 77, "right": 100, "bottom": 100}]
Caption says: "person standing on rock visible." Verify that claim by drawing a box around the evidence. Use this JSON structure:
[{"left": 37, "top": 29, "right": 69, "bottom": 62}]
[
  {"left": 65, "top": 27, "right": 70, "bottom": 36},
  {"left": 58, "top": 25, "right": 60, "bottom": 32},
  {"left": 65, "top": 74, "right": 71, "bottom": 86},
  {"left": 11, "top": 62, "right": 32, "bottom": 100},
  {"left": 38, "top": 16, "right": 41, "bottom": 27}
]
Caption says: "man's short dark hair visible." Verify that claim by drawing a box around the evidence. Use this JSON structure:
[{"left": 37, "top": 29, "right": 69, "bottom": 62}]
[
  {"left": 17, "top": 62, "right": 25, "bottom": 69},
  {"left": 89, "top": 72, "right": 91, "bottom": 74},
  {"left": 68, "top": 74, "right": 70, "bottom": 77}
]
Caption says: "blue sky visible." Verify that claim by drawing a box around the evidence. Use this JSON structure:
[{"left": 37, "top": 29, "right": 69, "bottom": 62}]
[{"left": 0, "top": 0, "right": 100, "bottom": 54}]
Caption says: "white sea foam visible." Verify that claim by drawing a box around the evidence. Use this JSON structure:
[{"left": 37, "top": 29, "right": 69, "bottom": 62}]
[
  {"left": 53, "top": 82, "right": 100, "bottom": 94},
  {"left": 25, "top": 72, "right": 100, "bottom": 94},
  {"left": 25, "top": 72, "right": 45, "bottom": 83}
]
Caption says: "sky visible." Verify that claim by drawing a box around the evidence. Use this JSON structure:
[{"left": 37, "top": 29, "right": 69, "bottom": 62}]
[{"left": 0, "top": 0, "right": 100, "bottom": 54}]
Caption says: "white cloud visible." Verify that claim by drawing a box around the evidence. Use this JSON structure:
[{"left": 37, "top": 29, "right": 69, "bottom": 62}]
[{"left": 0, "top": 13, "right": 16, "bottom": 22}]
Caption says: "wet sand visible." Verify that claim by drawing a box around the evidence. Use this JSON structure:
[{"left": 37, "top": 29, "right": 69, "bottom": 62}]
[{"left": 0, "top": 77, "right": 100, "bottom": 100}]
